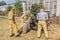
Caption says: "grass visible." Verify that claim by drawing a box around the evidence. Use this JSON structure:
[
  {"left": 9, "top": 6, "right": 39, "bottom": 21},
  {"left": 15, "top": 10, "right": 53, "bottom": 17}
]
[
  {"left": 0, "top": 16, "right": 7, "bottom": 21},
  {"left": 0, "top": 35, "right": 3, "bottom": 37}
]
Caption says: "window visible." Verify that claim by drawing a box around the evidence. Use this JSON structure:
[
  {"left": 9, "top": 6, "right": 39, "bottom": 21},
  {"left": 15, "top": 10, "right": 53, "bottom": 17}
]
[
  {"left": 54, "top": 4, "right": 56, "bottom": 9},
  {"left": 44, "top": 0, "right": 49, "bottom": 2},
  {"left": 50, "top": 4, "right": 53, "bottom": 8}
]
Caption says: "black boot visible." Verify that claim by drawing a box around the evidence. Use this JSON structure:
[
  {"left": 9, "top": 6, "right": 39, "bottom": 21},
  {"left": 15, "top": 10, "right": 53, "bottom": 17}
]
[
  {"left": 46, "top": 37, "right": 48, "bottom": 40},
  {"left": 10, "top": 34, "right": 14, "bottom": 37},
  {"left": 15, "top": 34, "right": 20, "bottom": 37}
]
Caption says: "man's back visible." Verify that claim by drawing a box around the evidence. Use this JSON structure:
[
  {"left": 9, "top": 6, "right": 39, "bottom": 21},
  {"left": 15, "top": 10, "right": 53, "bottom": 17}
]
[{"left": 37, "top": 12, "right": 48, "bottom": 20}]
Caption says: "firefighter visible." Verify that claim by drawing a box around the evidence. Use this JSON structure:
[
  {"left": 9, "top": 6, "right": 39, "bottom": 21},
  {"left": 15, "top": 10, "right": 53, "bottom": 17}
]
[
  {"left": 37, "top": 8, "right": 48, "bottom": 40},
  {"left": 20, "top": 10, "right": 30, "bottom": 33},
  {"left": 8, "top": 8, "right": 18, "bottom": 37}
]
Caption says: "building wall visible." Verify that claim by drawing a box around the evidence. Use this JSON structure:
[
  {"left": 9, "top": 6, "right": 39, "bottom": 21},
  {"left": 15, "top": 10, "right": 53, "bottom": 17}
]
[
  {"left": 44, "top": 0, "right": 56, "bottom": 12},
  {"left": 0, "top": 4, "right": 14, "bottom": 11},
  {"left": 30, "top": 0, "right": 57, "bottom": 15},
  {"left": 56, "top": 0, "right": 60, "bottom": 16}
]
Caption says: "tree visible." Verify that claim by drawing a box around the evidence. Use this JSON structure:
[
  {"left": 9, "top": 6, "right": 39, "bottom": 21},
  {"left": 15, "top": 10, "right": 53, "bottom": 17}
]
[
  {"left": 5, "top": 6, "right": 13, "bottom": 15},
  {"left": 0, "top": 10, "right": 8, "bottom": 16},
  {"left": 0, "top": 6, "right": 12, "bottom": 16},
  {"left": 6, "top": 6, "right": 13, "bottom": 12},
  {"left": 31, "top": 4, "right": 39, "bottom": 16},
  {"left": 0, "top": 1, "right": 6, "bottom": 6},
  {"left": 14, "top": 0, "right": 23, "bottom": 16}
]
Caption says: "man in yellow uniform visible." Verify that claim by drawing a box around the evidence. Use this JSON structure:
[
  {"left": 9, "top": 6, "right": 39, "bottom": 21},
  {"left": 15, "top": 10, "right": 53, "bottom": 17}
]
[
  {"left": 20, "top": 10, "right": 30, "bottom": 33},
  {"left": 37, "top": 8, "right": 48, "bottom": 40},
  {"left": 8, "top": 8, "right": 18, "bottom": 37}
]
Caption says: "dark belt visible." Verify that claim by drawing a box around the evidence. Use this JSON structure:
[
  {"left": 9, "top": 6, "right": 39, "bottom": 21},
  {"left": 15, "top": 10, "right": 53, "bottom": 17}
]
[{"left": 39, "top": 20, "right": 46, "bottom": 21}]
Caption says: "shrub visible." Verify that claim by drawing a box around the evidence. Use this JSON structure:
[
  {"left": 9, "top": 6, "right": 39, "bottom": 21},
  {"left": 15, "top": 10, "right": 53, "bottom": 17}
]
[{"left": 30, "top": 4, "right": 39, "bottom": 16}]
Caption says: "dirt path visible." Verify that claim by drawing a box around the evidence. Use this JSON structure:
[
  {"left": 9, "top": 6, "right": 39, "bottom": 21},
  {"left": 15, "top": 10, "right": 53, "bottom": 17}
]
[{"left": 0, "top": 19, "right": 60, "bottom": 40}]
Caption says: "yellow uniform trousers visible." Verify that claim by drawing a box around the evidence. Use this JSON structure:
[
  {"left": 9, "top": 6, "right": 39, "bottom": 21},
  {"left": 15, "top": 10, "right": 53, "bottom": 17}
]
[
  {"left": 9, "top": 20, "right": 18, "bottom": 36},
  {"left": 37, "top": 21, "right": 48, "bottom": 38},
  {"left": 19, "top": 20, "right": 24, "bottom": 32},
  {"left": 27, "top": 20, "right": 30, "bottom": 29},
  {"left": 20, "top": 15, "right": 30, "bottom": 32},
  {"left": 20, "top": 19, "right": 30, "bottom": 32}
]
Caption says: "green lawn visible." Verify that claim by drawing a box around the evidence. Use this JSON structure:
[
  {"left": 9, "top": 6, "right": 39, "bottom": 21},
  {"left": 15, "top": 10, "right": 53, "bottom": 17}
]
[{"left": 0, "top": 16, "right": 7, "bottom": 21}]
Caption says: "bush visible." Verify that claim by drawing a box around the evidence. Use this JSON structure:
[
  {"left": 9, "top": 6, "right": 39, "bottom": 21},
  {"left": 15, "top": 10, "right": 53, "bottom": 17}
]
[
  {"left": 0, "top": 10, "right": 9, "bottom": 16},
  {"left": 0, "top": 6, "right": 13, "bottom": 16},
  {"left": 6, "top": 6, "right": 13, "bottom": 12},
  {"left": 14, "top": 0, "right": 23, "bottom": 16},
  {"left": 30, "top": 4, "right": 39, "bottom": 16}
]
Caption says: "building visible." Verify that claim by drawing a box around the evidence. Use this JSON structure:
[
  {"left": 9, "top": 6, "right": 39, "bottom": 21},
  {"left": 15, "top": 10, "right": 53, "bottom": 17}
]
[
  {"left": 56, "top": 0, "right": 60, "bottom": 16},
  {"left": 43, "top": 0, "right": 57, "bottom": 15},
  {"left": 24, "top": 0, "right": 57, "bottom": 16},
  {"left": 0, "top": 3, "right": 14, "bottom": 11}
]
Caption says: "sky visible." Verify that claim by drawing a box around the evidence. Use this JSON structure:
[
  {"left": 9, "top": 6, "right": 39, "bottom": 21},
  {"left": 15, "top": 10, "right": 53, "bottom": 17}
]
[
  {"left": 0, "top": 0, "right": 28, "bottom": 4},
  {"left": 0, "top": 0, "right": 41, "bottom": 4},
  {"left": 0, "top": 0, "right": 15, "bottom": 4},
  {"left": 4, "top": 0, "right": 24, "bottom": 4},
  {"left": 4, "top": 0, "right": 38, "bottom": 4},
  {"left": 5, "top": 0, "right": 25, "bottom": 4},
  {"left": 5, "top": 0, "right": 15, "bottom": 4}
]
